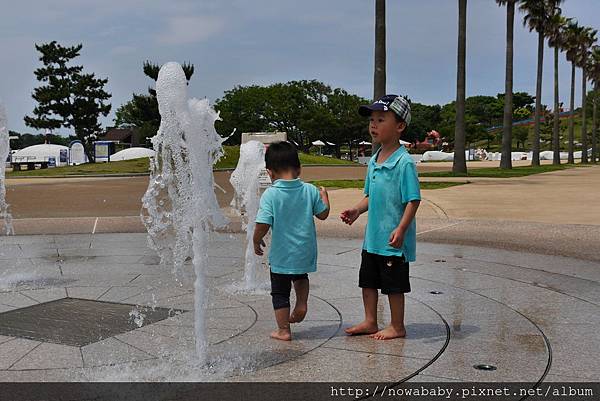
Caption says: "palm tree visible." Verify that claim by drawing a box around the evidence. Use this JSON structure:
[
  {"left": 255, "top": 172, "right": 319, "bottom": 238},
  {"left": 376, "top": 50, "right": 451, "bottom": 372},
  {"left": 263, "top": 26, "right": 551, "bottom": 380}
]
[
  {"left": 373, "top": 0, "right": 386, "bottom": 154},
  {"left": 588, "top": 47, "right": 600, "bottom": 163},
  {"left": 577, "top": 27, "right": 598, "bottom": 163},
  {"left": 564, "top": 20, "right": 585, "bottom": 164},
  {"left": 545, "top": 6, "right": 568, "bottom": 165},
  {"left": 520, "top": 0, "right": 551, "bottom": 166},
  {"left": 496, "top": 0, "right": 518, "bottom": 169},
  {"left": 453, "top": 0, "right": 468, "bottom": 175}
]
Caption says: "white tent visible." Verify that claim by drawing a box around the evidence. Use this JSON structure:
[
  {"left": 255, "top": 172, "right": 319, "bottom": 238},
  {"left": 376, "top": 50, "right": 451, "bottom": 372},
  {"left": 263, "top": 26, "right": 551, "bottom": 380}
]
[
  {"left": 357, "top": 141, "right": 371, "bottom": 145},
  {"left": 421, "top": 151, "right": 454, "bottom": 162},
  {"left": 311, "top": 140, "right": 325, "bottom": 146},
  {"left": 110, "top": 147, "right": 155, "bottom": 161},
  {"left": 12, "top": 144, "right": 69, "bottom": 166}
]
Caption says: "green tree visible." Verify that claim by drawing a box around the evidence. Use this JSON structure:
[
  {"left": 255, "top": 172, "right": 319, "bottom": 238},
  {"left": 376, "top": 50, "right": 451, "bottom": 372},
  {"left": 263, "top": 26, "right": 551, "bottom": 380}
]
[
  {"left": 545, "top": 4, "right": 568, "bottom": 164},
  {"left": 24, "top": 41, "right": 111, "bottom": 162},
  {"left": 520, "top": 0, "right": 552, "bottom": 166},
  {"left": 453, "top": 0, "right": 468, "bottom": 175},
  {"left": 564, "top": 20, "right": 585, "bottom": 163},
  {"left": 496, "top": 0, "right": 519, "bottom": 169},
  {"left": 214, "top": 85, "right": 270, "bottom": 143},
  {"left": 577, "top": 27, "right": 597, "bottom": 163},
  {"left": 8, "top": 131, "right": 77, "bottom": 149},
  {"left": 406, "top": 102, "right": 442, "bottom": 144},
  {"left": 214, "top": 81, "right": 369, "bottom": 158},
  {"left": 323, "top": 88, "right": 369, "bottom": 160},
  {"left": 588, "top": 47, "right": 600, "bottom": 163},
  {"left": 513, "top": 125, "right": 530, "bottom": 149}
]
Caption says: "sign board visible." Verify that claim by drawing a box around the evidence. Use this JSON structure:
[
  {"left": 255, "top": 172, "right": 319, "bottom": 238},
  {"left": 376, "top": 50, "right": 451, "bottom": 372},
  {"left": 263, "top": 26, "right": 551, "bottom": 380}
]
[
  {"left": 241, "top": 132, "right": 288, "bottom": 189},
  {"left": 59, "top": 149, "right": 68, "bottom": 164},
  {"left": 48, "top": 156, "right": 56, "bottom": 167},
  {"left": 94, "top": 141, "right": 111, "bottom": 163},
  {"left": 70, "top": 141, "right": 86, "bottom": 165}
]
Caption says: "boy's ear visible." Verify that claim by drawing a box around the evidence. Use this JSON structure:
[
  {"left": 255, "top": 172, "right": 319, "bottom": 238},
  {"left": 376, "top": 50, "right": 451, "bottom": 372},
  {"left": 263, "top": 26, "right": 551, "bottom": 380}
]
[
  {"left": 266, "top": 168, "right": 274, "bottom": 179},
  {"left": 397, "top": 121, "right": 407, "bottom": 134}
]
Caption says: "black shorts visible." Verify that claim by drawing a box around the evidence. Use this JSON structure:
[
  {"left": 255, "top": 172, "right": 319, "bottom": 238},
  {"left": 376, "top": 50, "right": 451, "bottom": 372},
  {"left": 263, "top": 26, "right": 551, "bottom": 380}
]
[
  {"left": 359, "top": 250, "right": 410, "bottom": 294},
  {"left": 270, "top": 271, "right": 309, "bottom": 310}
]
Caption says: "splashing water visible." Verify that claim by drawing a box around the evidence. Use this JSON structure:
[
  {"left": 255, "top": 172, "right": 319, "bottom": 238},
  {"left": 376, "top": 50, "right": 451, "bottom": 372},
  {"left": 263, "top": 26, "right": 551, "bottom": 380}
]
[
  {"left": 129, "top": 307, "right": 146, "bottom": 328},
  {"left": 141, "top": 62, "right": 228, "bottom": 362},
  {"left": 229, "top": 140, "right": 268, "bottom": 291},
  {"left": 0, "top": 101, "right": 14, "bottom": 235}
]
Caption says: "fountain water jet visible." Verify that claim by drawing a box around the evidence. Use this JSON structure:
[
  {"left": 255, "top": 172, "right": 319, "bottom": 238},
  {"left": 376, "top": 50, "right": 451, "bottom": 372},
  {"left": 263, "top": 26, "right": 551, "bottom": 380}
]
[
  {"left": 141, "top": 62, "right": 227, "bottom": 362},
  {"left": 0, "top": 101, "right": 14, "bottom": 235},
  {"left": 229, "top": 140, "right": 267, "bottom": 291}
]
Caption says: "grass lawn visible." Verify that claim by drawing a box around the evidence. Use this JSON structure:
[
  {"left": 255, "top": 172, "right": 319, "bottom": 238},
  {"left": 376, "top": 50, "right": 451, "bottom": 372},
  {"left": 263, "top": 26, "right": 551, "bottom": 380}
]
[
  {"left": 310, "top": 179, "right": 467, "bottom": 190},
  {"left": 419, "top": 163, "right": 581, "bottom": 178},
  {"left": 7, "top": 158, "right": 151, "bottom": 177},
  {"left": 7, "top": 146, "right": 357, "bottom": 177}
]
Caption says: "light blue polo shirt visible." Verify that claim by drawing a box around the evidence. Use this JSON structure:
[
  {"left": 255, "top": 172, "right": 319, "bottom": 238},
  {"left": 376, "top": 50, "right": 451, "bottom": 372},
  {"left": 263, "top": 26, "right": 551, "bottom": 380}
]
[
  {"left": 363, "top": 146, "right": 421, "bottom": 261},
  {"left": 255, "top": 178, "right": 328, "bottom": 274}
]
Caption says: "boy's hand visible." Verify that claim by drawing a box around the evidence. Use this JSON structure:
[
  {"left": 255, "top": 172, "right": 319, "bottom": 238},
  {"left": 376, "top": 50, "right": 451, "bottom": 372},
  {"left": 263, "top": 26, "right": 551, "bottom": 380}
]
[
  {"left": 388, "top": 227, "right": 405, "bottom": 248},
  {"left": 340, "top": 208, "right": 360, "bottom": 225},
  {"left": 254, "top": 239, "right": 266, "bottom": 256},
  {"left": 319, "top": 186, "right": 329, "bottom": 203}
]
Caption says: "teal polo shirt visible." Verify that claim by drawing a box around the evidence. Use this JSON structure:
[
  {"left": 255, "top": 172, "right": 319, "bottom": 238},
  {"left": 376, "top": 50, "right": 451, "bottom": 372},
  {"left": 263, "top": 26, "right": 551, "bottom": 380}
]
[
  {"left": 363, "top": 146, "right": 421, "bottom": 261},
  {"left": 256, "top": 178, "right": 328, "bottom": 274}
]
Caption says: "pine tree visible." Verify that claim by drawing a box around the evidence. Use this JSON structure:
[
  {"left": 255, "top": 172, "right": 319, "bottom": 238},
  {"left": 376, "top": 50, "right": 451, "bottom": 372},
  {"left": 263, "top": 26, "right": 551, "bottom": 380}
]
[{"left": 24, "top": 41, "right": 111, "bottom": 162}]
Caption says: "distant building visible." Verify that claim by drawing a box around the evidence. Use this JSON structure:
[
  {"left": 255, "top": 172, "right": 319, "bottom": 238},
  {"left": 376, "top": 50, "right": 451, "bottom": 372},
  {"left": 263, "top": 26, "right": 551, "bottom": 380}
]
[{"left": 101, "top": 127, "right": 141, "bottom": 147}]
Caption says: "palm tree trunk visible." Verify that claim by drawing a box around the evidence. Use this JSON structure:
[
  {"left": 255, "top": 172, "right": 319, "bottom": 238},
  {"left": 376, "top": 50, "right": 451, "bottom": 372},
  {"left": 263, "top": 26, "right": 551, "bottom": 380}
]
[
  {"left": 500, "top": 0, "right": 515, "bottom": 169},
  {"left": 552, "top": 45, "right": 560, "bottom": 165},
  {"left": 581, "top": 66, "right": 588, "bottom": 163},
  {"left": 568, "top": 62, "right": 576, "bottom": 163},
  {"left": 593, "top": 86, "right": 598, "bottom": 163},
  {"left": 453, "top": 0, "right": 468, "bottom": 175},
  {"left": 532, "top": 31, "right": 544, "bottom": 167},
  {"left": 372, "top": 0, "right": 386, "bottom": 154}
]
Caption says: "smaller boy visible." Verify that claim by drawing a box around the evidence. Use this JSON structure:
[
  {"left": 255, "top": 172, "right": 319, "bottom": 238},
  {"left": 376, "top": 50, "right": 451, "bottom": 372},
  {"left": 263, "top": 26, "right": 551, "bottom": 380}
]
[{"left": 253, "top": 141, "right": 330, "bottom": 341}]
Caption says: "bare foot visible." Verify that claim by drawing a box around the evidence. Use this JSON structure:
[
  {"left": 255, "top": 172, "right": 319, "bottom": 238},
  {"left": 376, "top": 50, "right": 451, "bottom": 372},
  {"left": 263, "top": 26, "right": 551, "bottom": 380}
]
[
  {"left": 289, "top": 306, "right": 307, "bottom": 323},
  {"left": 369, "top": 325, "right": 406, "bottom": 340},
  {"left": 270, "top": 328, "right": 292, "bottom": 341},
  {"left": 345, "top": 321, "right": 379, "bottom": 335}
]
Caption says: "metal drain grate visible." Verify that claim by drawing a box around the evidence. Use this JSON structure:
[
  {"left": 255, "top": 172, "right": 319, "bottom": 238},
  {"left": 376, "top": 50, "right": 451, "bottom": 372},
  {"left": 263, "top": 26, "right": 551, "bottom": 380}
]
[{"left": 0, "top": 297, "right": 183, "bottom": 347}]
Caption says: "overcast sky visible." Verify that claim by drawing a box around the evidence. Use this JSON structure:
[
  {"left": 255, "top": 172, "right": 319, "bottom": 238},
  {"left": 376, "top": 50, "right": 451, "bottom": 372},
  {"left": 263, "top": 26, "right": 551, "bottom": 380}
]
[{"left": 1, "top": 0, "right": 599, "bottom": 135}]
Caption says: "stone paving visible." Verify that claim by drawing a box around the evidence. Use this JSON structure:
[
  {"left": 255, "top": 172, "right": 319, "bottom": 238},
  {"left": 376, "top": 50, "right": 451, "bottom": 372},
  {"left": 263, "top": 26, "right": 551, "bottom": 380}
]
[{"left": 0, "top": 233, "right": 598, "bottom": 382}]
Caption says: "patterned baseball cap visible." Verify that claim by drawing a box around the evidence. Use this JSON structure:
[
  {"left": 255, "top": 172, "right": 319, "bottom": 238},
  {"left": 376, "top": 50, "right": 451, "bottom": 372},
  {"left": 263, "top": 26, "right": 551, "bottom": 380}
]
[{"left": 358, "top": 94, "right": 411, "bottom": 126}]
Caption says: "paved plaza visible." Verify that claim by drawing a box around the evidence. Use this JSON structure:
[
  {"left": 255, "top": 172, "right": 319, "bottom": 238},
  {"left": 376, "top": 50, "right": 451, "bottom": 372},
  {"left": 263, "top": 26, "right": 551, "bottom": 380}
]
[
  {"left": 0, "top": 232, "right": 598, "bottom": 382},
  {"left": 0, "top": 165, "right": 598, "bottom": 386}
]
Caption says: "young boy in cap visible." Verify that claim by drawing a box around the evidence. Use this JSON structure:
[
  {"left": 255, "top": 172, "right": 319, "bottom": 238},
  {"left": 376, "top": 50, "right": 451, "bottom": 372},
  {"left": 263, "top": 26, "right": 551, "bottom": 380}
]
[
  {"left": 340, "top": 94, "right": 421, "bottom": 340},
  {"left": 254, "top": 141, "right": 330, "bottom": 341}
]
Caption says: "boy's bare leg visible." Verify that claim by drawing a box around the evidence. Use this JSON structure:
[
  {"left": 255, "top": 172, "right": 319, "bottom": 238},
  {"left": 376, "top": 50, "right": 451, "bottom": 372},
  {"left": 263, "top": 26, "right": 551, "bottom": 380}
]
[
  {"left": 370, "top": 293, "right": 406, "bottom": 340},
  {"left": 345, "top": 288, "right": 379, "bottom": 335},
  {"left": 271, "top": 307, "right": 292, "bottom": 341},
  {"left": 289, "top": 279, "right": 309, "bottom": 323}
]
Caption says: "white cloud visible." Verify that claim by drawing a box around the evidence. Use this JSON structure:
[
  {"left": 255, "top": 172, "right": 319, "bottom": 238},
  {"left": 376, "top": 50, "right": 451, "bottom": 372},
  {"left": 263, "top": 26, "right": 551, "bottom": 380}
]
[{"left": 157, "top": 16, "right": 225, "bottom": 45}]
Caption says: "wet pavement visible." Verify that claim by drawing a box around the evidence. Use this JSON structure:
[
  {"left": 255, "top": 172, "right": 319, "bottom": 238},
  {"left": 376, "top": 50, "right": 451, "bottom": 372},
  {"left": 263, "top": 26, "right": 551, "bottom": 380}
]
[{"left": 0, "top": 233, "right": 598, "bottom": 382}]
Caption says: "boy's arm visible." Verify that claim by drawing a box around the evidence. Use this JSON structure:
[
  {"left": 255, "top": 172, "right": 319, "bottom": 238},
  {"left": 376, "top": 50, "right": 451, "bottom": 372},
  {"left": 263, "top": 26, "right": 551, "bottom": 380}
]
[
  {"left": 315, "top": 186, "right": 330, "bottom": 220},
  {"left": 388, "top": 200, "right": 420, "bottom": 248},
  {"left": 355, "top": 196, "right": 369, "bottom": 214},
  {"left": 340, "top": 196, "right": 368, "bottom": 225},
  {"left": 253, "top": 223, "right": 270, "bottom": 256}
]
